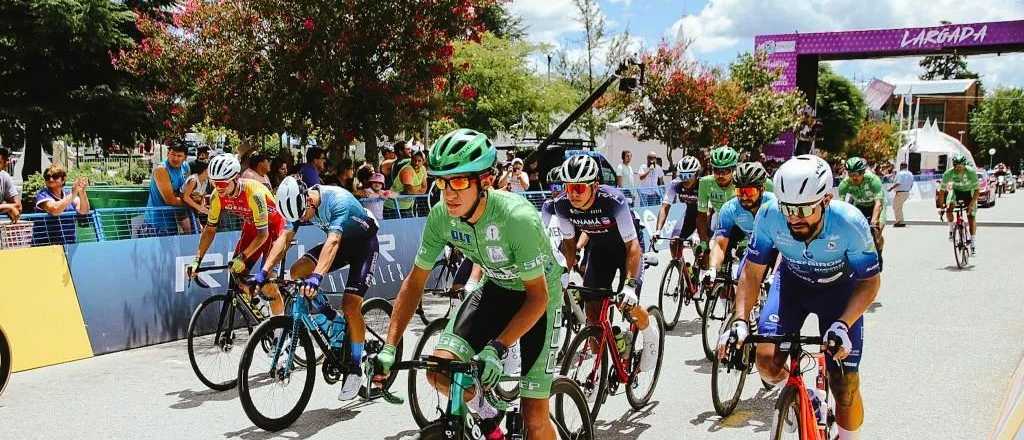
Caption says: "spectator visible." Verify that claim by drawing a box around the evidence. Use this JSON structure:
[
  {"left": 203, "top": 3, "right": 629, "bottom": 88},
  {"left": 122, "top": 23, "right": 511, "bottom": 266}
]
[
  {"left": 336, "top": 158, "right": 356, "bottom": 192},
  {"left": 354, "top": 162, "right": 375, "bottom": 191},
  {"left": 0, "top": 148, "right": 20, "bottom": 222},
  {"left": 298, "top": 147, "right": 326, "bottom": 186},
  {"left": 385, "top": 146, "right": 427, "bottom": 217},
  {"left": 616, "top": 150, "right": 638, "bottom": 189},
  {"left": 146, "top": 142, "right": 191, "bottom": 235},
  {"left": 182, "top": 160, "right": 211, "bottom": 224},
  {"left": 269, "top": 155, "right": 293, "bottom": 190},
  {"left": 500, "top": 157, "right": 530, "bottom": 192},
  {"left": 241, "top": 152, "right": 272, "bottom": 188},
  {"left": 189, "top": 146, "right": 210, "bottom": 171},
  {"left": 638, "top": 151, "right": 665, "bottom": 187},
  {"left": 386, "top": 141, "right": 411, "bottom": 187},
  {"left": 889, "top": 162, "right": 914, "bottom": 227},
  {"left": 379, "top": 144, "right": 398, "bottom": 180},
  {"left": 34, "top": 164, "right": 90, "bottom": 244},
  {"left": 526, "top": 159, "right": 542, "bottom": 191},
  {"left": 356, "top": 172, "right": 391, "bottom": 220}
]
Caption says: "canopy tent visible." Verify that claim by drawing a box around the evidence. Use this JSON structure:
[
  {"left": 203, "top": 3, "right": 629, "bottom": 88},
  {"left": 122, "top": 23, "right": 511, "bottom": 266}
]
[{"left": 896, "top": 119, "right": 976, "bottom": 172}]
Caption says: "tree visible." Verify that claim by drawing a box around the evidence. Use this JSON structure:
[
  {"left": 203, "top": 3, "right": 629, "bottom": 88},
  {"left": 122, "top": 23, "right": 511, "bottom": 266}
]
[
  {"left": 571, "top": 0, "right": 607, "bottom": 143},
  {"left": 919, "top": 53, "right": 979, "bottom": 80},
  {"left": 845, "top": 120, "right": 902, "bottom": 164},
  {"left": 720, "top": 51, "right": 805, "bottom": 155},
  {"left": 0, "top": 0, "right": 155, "bottom": 179},
  {"left": 969, "top": 87, "right": 1024, "bottom": 168},
  {"left": 815, "top": 64, "right": 866, "bottom": 154}
]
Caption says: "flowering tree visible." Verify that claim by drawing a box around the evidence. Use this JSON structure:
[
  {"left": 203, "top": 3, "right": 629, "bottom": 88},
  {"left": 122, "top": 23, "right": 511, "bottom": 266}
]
[
  {"left": 846, "top": 120, "right": 902, "bottom": 164},
  {"left": 721, "top": 51, "right": 805, "bottom": 155}
]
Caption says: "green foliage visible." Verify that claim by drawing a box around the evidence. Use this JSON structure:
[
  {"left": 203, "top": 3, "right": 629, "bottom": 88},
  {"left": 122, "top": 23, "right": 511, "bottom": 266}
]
[
  {"left": 969, "top": 87, "right": 1024, "bottom": 168},
  {"left": 722, "top": 51, "right": 805, "bottom": 154},
  {"left": 845, "top": 120, "right": 903, "bottom": 164},
  {"left": 919, "top": 54, "right": 979, "bottom": 80},
  {"left": 728, "top": 51, "right": 778, "bottom": 93},
  {"left": 816, "top": 64, "right": 866, "bottom": 154}
]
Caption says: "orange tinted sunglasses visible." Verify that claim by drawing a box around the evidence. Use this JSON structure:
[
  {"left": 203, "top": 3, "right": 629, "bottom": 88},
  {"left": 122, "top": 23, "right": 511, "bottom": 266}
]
[
  {"left": 565, "top": 182, "right": 592, "bottom": 195},
  {"left": 434, "top": 176, "right": 474, "bottom": 191},
  {"left": 735, "top": 187, "right": 760, "bottom": 198}
]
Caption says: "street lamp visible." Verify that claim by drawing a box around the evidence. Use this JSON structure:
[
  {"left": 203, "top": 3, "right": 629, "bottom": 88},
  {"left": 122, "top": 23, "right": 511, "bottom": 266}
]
[
  {"left": 958, "top": 130, "right": 965, "bottom": 143},
  {"left": 989, "top": 147, "right": 997, "bottom": 169}
]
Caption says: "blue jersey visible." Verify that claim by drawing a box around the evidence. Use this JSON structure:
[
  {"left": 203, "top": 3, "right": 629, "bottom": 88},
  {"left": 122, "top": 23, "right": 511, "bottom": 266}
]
[
  {"left": 551, "top": 185, "right": 638, "bottom": 243},
  {"left": 714, "top": 192, "right": 776, "bottom": 239},
  {"left": 289, "top": 185, "right": 377, "bottom": 238},
  {"left": 746, "top": 199, "right": 880, "bottom": 285}
]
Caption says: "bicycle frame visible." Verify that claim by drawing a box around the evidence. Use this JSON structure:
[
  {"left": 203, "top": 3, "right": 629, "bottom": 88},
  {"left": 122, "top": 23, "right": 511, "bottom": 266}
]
[{"left": 587, "top": 294, "right": 635, "bottom": 384}]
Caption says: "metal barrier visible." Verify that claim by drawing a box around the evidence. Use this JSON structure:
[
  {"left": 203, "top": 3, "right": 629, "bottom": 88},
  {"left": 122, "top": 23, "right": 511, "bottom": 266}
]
[{"left": 0, "top": 186, "right": 670, "bottom": 249}]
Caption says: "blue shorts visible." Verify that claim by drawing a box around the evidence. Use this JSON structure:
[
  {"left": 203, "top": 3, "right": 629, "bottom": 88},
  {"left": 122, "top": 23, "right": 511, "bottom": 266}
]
[
  {"left": 757, "top": 265, "right": 864, "bottom": 372},
  {"left": 303, "top": 233, "right": 379, "bottom": 297}
]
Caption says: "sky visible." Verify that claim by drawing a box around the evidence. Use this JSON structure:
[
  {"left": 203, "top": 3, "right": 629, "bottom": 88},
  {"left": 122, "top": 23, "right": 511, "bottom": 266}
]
[{"left": 509, "top": 0, "right": 1024, "bottom": 89}]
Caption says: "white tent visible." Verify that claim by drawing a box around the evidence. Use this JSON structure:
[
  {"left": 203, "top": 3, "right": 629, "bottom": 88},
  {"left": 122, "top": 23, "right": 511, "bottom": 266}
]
[
  {"left": 895, "top": 119, "right": 976, "bottom": 172},
  {"left": 602, "top": 119, "right": 669, "bottom": 166}
]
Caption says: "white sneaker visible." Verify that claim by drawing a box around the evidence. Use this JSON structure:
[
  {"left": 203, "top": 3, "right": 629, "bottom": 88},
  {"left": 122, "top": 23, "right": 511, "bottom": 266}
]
[
  {"left": 639, "top": 334, "right": 659, "bottom": 372},
  {"left": 338, "top": 373, "right": 362, "bottom": 401}
]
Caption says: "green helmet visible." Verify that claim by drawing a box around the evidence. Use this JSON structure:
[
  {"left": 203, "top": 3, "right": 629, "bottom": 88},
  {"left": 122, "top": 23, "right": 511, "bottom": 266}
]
[
  {"left": 952, "top": 153, "right": 968, "bottom": 165},
  {"left": 709, "top": 145, "right": 739, "bottom": 168},
  {"left": 845, "top": 157, "right": 868, "bottom": 173},
  {"left": 427, "top": 128, "right": 497, "bottom": 177}
]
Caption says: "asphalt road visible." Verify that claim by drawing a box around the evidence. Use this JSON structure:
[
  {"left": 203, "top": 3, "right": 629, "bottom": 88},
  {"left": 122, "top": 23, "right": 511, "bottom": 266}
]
[{"left": 2, "top": 194, "right": 1023, "bottom": 440}]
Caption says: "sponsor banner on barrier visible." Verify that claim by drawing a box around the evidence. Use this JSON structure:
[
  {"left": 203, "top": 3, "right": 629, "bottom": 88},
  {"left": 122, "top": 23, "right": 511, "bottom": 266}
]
[
  {"left": 0, "top": 245, "right": 94, "bottom": 371},
  {"left": 65, "top": 217, "right": 427, "bottom": 355}
]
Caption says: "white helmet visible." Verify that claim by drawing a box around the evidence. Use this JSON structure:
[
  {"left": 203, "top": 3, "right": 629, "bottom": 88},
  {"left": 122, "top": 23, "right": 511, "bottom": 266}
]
[
  {"left": 559, "top": 155, "right": 600, "bottom": 183},
  {"left": 208, "top": 154, "right": 241, "bottom": 181},
  {"left": 276, "top": 176, "right": 308, "bottom": 222},
  {"left": 773, "top": 154, "right": 833, "bottom": 205},
  {"left": 676, "top": 155, "right": 702, "bottom": 177}
]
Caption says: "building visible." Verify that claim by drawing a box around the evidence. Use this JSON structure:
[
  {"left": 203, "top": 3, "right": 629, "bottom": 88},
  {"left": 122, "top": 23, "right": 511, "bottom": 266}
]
[{"left": 886, "top": 79, "right": 982, "bottom": 148}]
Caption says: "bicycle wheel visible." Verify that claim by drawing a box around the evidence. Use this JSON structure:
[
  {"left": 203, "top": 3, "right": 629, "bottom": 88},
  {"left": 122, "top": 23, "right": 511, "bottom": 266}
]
[
  {"left": 556, "top": 297, "right": 583, "bottom": 364},
  {"left": 560, "top": 325, "right": 609, "bottom": 421},
  {"left": 0, "top": 326, "right": 10, "bottom": 397},
  {"left": 770, "top": 385, "right": 805, "bottom": 440},
  {"left": 657, "top": 260, "right": 684, "bottom": 330},
  {"left": 711, "top": 340, "right": 752, "bottom": 416},
  {"left": 420, "top": 260, "right": 455, "bottom": 325},
  {"left": 953, "top": 224, "right": 967, "bottom": 268},
  {"left": 551, "top": 377, "right": 596, "bottom": 440},
  {"left": 626, "top": 306, "right": 665, "bottom": 410},
  {"left": 409, "top": 317, "right": 449, "bottom": 428},
  {"left": 701, "top": 285, "right": 730, "bottom": 362},
  {"left": 361, "top": 297, "right": 403, "bottom": 391},
  {"left": 238, "top": 316, "right": 316, "bottom": 432},
  {"left": 958, "top": 225, "right": 970, "bottom": 267},
  {"left": 187, "top": 294, "right": 255, "bottom": 391}
]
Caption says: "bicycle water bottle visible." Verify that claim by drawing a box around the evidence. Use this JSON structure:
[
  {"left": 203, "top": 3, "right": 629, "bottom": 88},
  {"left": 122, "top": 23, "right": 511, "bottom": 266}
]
[
  {"left": 328, "top": 315, "right": 346, "bottom": 350},
  {"left": 613, "top": 326, "right": 632, "bottom": 360}
]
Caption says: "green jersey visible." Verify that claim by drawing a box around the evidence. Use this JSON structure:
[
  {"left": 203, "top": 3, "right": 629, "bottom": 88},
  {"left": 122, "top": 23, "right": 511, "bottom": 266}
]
[
  {"left": 838, "top": 172, "right": 885, "bottom": 207},
  {"left": 414, "top": 189, "right": 563, "bottom": 296},
  {"left": 697, "top": 175, "right": 773, "bottom": 213},
  {"left": 942, "top": 167, "right": 979, "bottom": 192}
]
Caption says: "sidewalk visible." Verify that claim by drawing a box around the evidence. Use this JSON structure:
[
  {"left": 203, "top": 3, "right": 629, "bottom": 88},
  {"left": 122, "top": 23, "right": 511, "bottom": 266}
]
[{"left": 992, "top": 354, "right": 1024, "bottom": 439}]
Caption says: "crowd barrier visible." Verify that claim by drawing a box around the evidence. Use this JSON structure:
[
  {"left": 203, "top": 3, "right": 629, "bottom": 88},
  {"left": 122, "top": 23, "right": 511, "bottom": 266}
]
[{"left": 0, "top": 187, "right": 686, "bottom": 369}]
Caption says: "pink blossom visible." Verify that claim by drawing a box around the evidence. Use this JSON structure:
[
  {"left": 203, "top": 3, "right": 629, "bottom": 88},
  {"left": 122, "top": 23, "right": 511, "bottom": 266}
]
[{"left": 303, "top": 18, "right": 315, "bottom": 31}]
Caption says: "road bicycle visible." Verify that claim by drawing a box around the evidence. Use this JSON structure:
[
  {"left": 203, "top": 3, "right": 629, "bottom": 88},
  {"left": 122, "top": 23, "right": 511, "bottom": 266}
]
[
  {"left": 559, "top": 284, "right": 665, "bottom": 420},
  {"left": 381, "top": 355, "right": 594, "bottom": 439},
  {"left": 701, "top": 248, "right": 774, "bottom": 362},
  {"left": 0, "top": 324, "right": 10, "bottom": 397},
  {"left": 236, "top": 279, "right": 401, "bottom": 431},
  {"left": 418, "top": 245, "right": 467, "bottom": 325},
  {"left": 651, "top": 236, "right": 708, "bottom": 330},
  {"left": 722, "top": 332, "right": 842, "bottom": 440},
  {"left": 187, "top": 264, "right": 305, "bottom": 391},
  {"left": 942, "top": 201, "right": 972, "bottom": 268}
]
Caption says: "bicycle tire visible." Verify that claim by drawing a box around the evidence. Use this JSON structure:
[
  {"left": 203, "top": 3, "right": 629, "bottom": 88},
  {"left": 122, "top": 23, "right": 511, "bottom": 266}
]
[
  {"left": 560, "top": 325, "right": 609, "bottom": 421},
  {"left": 551, "top": 377, "right": 596, "bottom": 440},
  {"left": 711, "top": 341, "right": 752, "bottom": 416},
  {"left": 701, "top": 284, "right": 730, "bottom": 362},
  {"left": 238, "top": 316, "right": 316, "bottom": 432},
  {"left": 954, "top": 224, "right": 967, "bottom": 268},
  {"left": 626, "top": 307, "right": 665, "bottom": 410},
  {"left": 187, "top": 294, "right": 254, "bottom": 391},
  {"left": 657, "top": 260, "right": 684, "bottom": 330},
  {"left": 0, "top": 326, "right": 10, "bottom": 397},
  {"left": 958, "top": 225, "right": 970, "bottom": 268},
  {"left": 770, "top": 385, "right": 805, "bottom": 440},
  {"left": 408, "top": 317, "right": 449, "bottom": 428},
  {"left": 361, "top": 297, "right": 403, "bottom": 392}
]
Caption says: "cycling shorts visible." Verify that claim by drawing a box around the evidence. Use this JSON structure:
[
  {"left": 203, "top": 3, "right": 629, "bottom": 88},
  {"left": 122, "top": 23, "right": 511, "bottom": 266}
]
[
  {"left": 757, "top": 265, "right": 864, "bottom": 372},
  {"left": 853, "top": 203, "right": 886, "bottom": 226},
  {"left": 452, "top": 258, "right": 474, "bottom": 287},
  {"left": 302, "top": 233, "right": 379, "bottom": 297},
  {"left": 582, "top": 232, "right": 645, "bottom": 294},
  {"left": 235, "top": 215, "right": 286, "bottom": 271},
  {"left": 670, "top": 203, "right": 699, "bottom": 241},
  {"left": 946, "top": 189, "right": 977, "bottom": 215},
  {"left": 437, "top": 283, "right": 559, "bottom": 399}
]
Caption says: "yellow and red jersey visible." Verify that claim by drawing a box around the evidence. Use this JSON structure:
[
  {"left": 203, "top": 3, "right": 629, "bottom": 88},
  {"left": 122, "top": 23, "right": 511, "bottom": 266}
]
[{"left": 208, "top": 179, "right": 282, "bottom": 229}]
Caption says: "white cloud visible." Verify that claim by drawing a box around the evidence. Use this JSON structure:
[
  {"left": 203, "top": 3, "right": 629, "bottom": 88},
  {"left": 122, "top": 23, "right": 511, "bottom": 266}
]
[
  {"left": 664, "top": 0, "right": 1024, "bottom": 86},
  {"left": 509, "top": 0, "right": 584, "bottom": 45},
  {"left": 608, "top": 0, "right": 632, "bottom": 6}
]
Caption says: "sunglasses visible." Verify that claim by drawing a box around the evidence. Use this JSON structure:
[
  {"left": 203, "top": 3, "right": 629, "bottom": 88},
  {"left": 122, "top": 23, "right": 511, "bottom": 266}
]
[
  {"left": 434, "top": 176, "right": 474, "bottom": 191},
  {"left": 779, "top": 201, "right": 822, "bottom": 218},
  {"left": 212, "top": 180, "right": 233, "bottom": 189},
  {"left": 565, "top": 182, "right": 592, "bottom": 195},
  {"left": 712, "top": 168, "right": 734, "bottom": 176},
  {"left": 45, "top": 174, "right": 66, "bottom": 181},
  {"left": 735, "top": 187, "right": 760, "bottom": 199},
  {"left": 848, "top": 172, "right": 863, "bottom": 177}
]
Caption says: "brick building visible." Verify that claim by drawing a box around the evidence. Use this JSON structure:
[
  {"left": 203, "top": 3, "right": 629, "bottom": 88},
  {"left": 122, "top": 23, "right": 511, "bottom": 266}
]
[{"left": 887, "top": 79, "right": 982, "bottom": 148}]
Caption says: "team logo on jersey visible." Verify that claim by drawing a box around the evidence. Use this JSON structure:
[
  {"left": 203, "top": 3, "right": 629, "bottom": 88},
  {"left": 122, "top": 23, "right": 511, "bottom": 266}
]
[
  {"left": 450, "top": 230, "right": 472, "bottom": 244},
  {"left": 485, "top": 224, "right": 500, "bottom": 241},
  {"left": 826, "top": 240, "right": 837, "bottom": 250},
  {"left": 487, "top": 246, "right": 508, "bottom": 262}
]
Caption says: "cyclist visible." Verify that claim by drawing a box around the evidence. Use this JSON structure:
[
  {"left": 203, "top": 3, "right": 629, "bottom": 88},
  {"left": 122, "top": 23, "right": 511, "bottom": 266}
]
[
  {"left": 550, "top": 155, "right": 660, "bottom": 373},
  {"left": 702, "top": 162, "right": 776, "bottom": 284},
  {"left": 938, "top": 154, "right": 979, "bottom": 254},
  {"left": 653, "top": 155, "right": 702, "bottom": 261},
  {"left": 718, "top": 155, "right": 881, "bottom": 440},
  {"left": 186, "top": 154, "right": 287, "bottom": 314},
  {"left": 993, "top": 163, "right": 1010, "bottom": 196},
  {"left": 253, "top": 176, "right": 380, "bottom": 401},
  {"left": 375, "top": 128, "right": 563, "bottom": 440},
  {"left": 837, "top": 157, "right": 887, "bottom": 257},
  {"left": 696, "top": 146, "right": 740, "bottom": 256}
]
